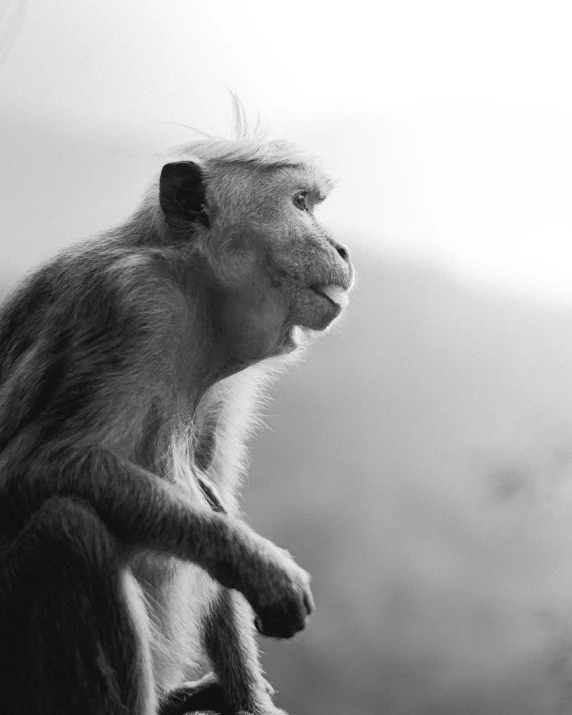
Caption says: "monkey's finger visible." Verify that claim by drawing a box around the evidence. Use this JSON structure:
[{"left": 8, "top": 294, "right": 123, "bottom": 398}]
[{"left": 303, "top": 589, "right": 315, "bottom": 616}]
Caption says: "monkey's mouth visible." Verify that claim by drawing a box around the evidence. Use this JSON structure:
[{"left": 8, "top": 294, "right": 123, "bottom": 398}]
[
  {"left": 288, "top": 282, "right": 350, "bottom": 334},
  {"left": 290, "top": 284, "right": 349, "bottom": 331},
  {"left": 310, "top": 284, "right": 350, "bottom": 309}
]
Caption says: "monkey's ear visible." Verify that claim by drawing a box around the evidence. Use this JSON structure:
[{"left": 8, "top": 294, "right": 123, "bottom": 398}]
[{"left": 159, "top": 161, "right": 210, "bottom": 229}]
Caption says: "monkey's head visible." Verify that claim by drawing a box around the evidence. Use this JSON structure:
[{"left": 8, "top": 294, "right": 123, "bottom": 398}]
[{"left": 158, "top": 138, "right": 354, "bottom": 365}]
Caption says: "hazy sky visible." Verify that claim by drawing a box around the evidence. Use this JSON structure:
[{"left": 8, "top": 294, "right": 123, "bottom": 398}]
[{"left": 2, "top": 0, "right": 572, "bottom": 300}]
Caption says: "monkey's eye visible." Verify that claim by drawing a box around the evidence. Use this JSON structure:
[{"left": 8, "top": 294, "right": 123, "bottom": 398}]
[{"left": 293, "top": 191, "right": 310, "bottom": 211}]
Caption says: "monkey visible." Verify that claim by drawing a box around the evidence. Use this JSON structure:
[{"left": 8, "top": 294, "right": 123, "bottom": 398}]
[{"left": 0, "top": 126, "right": 353, "bottom": 715}]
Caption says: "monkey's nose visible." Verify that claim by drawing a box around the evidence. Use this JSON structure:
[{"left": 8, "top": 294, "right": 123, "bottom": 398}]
[{"left": 332, "top": 241, "right": 350, "bottom": 263}]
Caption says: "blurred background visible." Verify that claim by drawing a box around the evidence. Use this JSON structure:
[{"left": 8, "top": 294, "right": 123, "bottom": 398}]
[{"left": 3, "top": 1, "right": 572, "bottom": 712}]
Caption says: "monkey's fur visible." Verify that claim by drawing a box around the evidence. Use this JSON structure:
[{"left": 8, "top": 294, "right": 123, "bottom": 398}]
[{"left": 0, "top": 130, "right": 353, "bottom": 715}]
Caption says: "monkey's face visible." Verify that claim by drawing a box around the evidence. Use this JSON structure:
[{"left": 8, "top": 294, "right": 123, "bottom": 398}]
[{"left": 159, "top": 149, "right": 354, "bottom": 364}]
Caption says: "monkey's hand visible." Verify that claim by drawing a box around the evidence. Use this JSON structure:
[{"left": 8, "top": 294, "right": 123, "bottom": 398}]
[{"left": 232, "top": 532, "right": 315, "bottom": 640}]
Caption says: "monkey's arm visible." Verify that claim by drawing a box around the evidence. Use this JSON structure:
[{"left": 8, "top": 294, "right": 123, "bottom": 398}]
[{"left": 3, "top": 443, "right": 312, "bottom": 640}]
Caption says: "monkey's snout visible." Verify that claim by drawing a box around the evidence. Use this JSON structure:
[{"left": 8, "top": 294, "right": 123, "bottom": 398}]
[
  {"left": 326, "top": 238, "right": 354, "bottom": 291},
  {"left": 326, "top": 237, "right": 351, "bottom": 265}
]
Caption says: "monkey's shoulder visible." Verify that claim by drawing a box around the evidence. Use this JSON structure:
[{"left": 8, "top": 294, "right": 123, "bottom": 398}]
[{"left": 0, "top": 243, "right": 189, "bottom": 371}]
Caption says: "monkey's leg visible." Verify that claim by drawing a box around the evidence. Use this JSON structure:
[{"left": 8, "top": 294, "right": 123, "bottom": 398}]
[
  {"left": 0, "top": 496, "right": 156, "bottom": 715},
  {"left": 204, "top": 588, "right": 283, "bottom": 715},
  {"left": 158, "top": 621, "right": 275, "bottom": 715},
  {"left": 160, "top": 589, "right": 280, "bottom": 715}
]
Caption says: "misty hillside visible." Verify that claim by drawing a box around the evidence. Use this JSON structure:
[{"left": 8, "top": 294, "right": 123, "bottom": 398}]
[{"left": 245, "top": 249, "right": 572, "bottom": 715}]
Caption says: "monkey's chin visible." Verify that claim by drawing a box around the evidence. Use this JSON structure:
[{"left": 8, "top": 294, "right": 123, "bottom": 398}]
[
  {"left": 289, "top": 325, "right": 321, "bottom": 349},
  {"left": 287, "top": 301, "right": 346, "bottom": 349}
]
